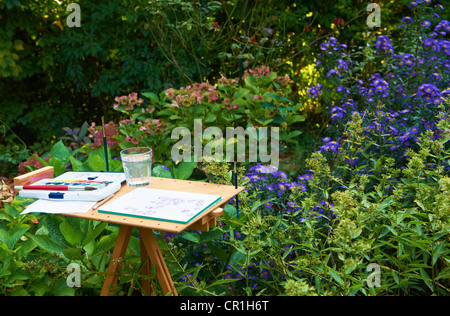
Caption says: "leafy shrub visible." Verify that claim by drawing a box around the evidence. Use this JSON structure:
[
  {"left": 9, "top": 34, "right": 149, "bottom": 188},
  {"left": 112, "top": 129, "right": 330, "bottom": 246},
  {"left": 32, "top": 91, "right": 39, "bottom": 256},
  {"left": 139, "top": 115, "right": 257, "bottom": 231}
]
[{"left": 112, "top": 67, "right": 304, "bottom": 169}]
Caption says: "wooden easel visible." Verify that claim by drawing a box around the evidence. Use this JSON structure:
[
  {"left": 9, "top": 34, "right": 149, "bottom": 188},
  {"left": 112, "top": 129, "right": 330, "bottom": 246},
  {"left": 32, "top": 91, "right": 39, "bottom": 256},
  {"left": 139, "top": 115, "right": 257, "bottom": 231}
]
[{"left": 15, "top": 167, "right": 244, "bottom": 296}]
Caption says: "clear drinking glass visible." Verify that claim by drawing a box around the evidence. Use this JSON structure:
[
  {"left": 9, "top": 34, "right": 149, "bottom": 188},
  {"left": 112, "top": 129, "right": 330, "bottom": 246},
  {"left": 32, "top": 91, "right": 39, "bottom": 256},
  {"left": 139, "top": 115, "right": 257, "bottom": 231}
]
[{"left": 120, "top": 147, "right": 152, "bottom": 187}]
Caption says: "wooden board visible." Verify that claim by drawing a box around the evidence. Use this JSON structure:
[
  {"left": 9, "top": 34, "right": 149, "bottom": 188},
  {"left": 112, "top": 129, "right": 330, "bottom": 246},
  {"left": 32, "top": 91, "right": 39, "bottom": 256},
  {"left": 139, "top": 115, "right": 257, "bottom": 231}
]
[
  {"left": 14, "top": 167, "right": 54, "bottom": 191},
  {"left": 63, "top": 177, "right": 244, "bottom": 233}
]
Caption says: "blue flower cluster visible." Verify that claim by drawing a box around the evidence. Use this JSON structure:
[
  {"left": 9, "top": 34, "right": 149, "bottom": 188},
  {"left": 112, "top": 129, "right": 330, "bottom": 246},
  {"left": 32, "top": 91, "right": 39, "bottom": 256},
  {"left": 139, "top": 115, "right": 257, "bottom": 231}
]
[
  {"left": 326, "top": 98, "right": 356, "bottom": 122},
  {"left": 311, "top": 1, "right": 449, "bottom": 168},
  {"left": 319, "top": 137, "right": 340, "bottom": 153},
  {"left": 242, "top": 164, "right": 306, "bottom": 202},
  {"left": 241, "top": 163, "right": 336, "bottom": 224},
  {"left": 307, "top": 84, "right": 323, "bottom": 97},
  {"left": 375, "top": 35, "right": 394, "bottom": 54},
  {"left": 416, "top": 83, "right": 444, "bottom": 105},
  {"left": 319, "top": 36, "right": 347, "bottom": 56},
  {"left": 365, "top": 73, "right": 390, "bottom": 102}
]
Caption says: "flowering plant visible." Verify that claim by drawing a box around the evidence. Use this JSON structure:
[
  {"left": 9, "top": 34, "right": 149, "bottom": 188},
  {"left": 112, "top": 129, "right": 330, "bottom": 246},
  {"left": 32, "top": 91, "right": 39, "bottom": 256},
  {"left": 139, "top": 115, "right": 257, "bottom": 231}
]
[
  {"left": 159, "top": 67, "right": 301, "bottom": 133},
  {"left": 311, "top": 1, "right": 450, "bottom": 172},
  {"left": 159, "top": 1, "right": 450, "bottom": 296},
  {"left": 87, "top": 121, "right": 120, "bottom": 151},
  {"left": 111, "top": 67, "right": 304, "bottom": 166},
  {"left": 112, "top": 92, "right": 172, "bottom": 162}
]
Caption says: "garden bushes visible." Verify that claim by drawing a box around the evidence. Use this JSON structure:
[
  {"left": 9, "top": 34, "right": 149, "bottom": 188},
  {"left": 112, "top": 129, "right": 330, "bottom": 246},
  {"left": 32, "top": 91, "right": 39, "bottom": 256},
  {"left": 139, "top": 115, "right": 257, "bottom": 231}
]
[{"left": 0, "top": 0, "right": 449, "bottom": 296}]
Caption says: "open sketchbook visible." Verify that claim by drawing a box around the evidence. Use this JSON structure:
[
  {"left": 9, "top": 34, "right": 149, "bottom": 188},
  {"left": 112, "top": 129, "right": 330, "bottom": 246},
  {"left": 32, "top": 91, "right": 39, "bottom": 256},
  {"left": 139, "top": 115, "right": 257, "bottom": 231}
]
[{"left": 99, "top": 188, "right": 222, "bottom": 224}]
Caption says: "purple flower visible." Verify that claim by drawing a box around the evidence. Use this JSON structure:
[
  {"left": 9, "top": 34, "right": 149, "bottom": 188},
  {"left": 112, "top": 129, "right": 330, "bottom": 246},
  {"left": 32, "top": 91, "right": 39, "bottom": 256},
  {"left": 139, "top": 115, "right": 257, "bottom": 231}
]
[
  {"left": 375, "top": 35, "right": 394, "bottom": 54},
  {"left": 401, "top": 16, "right": 414, "bottom": 24},
  {"left": 308, "top": 84, "right": 323, "bottom": 97},
  {"left": 337, "top": 86, "right": 350, "bottom": 94},
  {"left": 320, "top": 141, "right": 339, "bottom": 152},
  {"left": 416, "top": 84, "right": 443, "bottom": 103},
  {"left": 261, "top": 269, "right": 270, "bottom": 281},
  {"left": 326, "top": 68, "right": 341, "bottom": 78},
  {"left": 273, "top": 171, "right": 288, "bottom": 179}
]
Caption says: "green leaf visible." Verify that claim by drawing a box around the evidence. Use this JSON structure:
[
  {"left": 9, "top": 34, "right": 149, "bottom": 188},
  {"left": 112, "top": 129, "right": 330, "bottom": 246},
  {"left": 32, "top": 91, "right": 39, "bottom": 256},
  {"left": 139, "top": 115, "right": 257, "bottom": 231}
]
[
  {"left": 208, "top": 278, "right": 239, "bottom": 288},
  {"left": 172, "top": 161, "right": 196, "bottom": 180},
  {"left": 69, "top": 155, "right": 87, "bottom": 171},
  {"left": 10, "top": 287, "right": 29, "bottom": 296},
  {"left": 199, "top": 229, "right": 223, "bottom": 243},
  {"left": 87, "top": 154, "right": 106, "bottom": 171},
  {"left": 95, "top": 233, "right": 118, "bottom": 253},
  {"left": 327, "top": 266, "right": 344, "bottom": 287},
  {"left": 30, "top": 235, "right": 65, "bottom": 256},
  {"left": 0, "top": 229, "right": 10, "bottom": 248},
  {"left": 265, "top": 93, "right": 291, "bottom": 103},
  {"left": 205, "top": 112, "right": 217, "bottom": 123},
  {"left": 288, "top": 115, "right": 306, "bottom": 123},
  {"left": 273, "top": 116, "right": 287, "bottom": 124},
  {"left": 152, "top": 165, "right": 172, "bottom": 179},
  {"left": 432, "top": 242, "right": 447, "bottom": 266},
  {"left": 233, "top": 88, "right": 250, "bottom": 100},
  {"left": 81, "top": 222, "right": 107, "bottom": 247},
  {"left": 63, "top": 247, "right": 82, "bottom": 260},
  {"left": 141, "top": 92, "right": 159, "bottom": 102},
  {"left": 261, "top": 101, "right": 276, "bottom": 109},
  {"left": 50, "top": 140, "right": 70, "bottom": 164},
  {"left": 59, "top": 221, "right": 82, "bottom": 246},
  {"left": 49, "top": 157, "right": 66, "bottom": 177},
  {"left": 419, "top": 268, "right": 433, "bottom": 291},
  {"left": 287, "top": 130, "right": 303, "bottom": 139},
  {"left": 15, "top": 239, "right": 37, "bottom": 258},
  {"left": 223, "top": 204, "right": 237, "bottom": 219},
  {"left": 436, "top": 267, "right": 450, "bottom": 280},
  {"left": 7, "top": 224, "right": 30, "bottom": 250},
  {"left": 181, "top": 232, "right": 201, "bottom": 243},
  {"left": 5, "top": 203, "right": 20, "bottom": 217}
]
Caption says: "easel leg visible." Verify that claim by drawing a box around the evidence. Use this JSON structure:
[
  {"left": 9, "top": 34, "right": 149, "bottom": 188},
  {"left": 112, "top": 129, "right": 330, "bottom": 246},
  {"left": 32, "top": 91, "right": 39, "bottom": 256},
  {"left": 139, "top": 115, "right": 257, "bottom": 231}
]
[
  {"left": 139, "top": 228, "right": 178, "bottom": 296},
  {"left": 140, "top": 237, "right": 152, "bottom": 296},
  {"left": 101, "top": 225, "right": 133, "bottom": 296}
]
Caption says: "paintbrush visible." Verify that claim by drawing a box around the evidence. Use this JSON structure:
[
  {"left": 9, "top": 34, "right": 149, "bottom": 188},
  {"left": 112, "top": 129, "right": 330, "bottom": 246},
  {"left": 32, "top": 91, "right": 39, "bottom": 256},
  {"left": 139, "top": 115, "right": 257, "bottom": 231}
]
[{"left": 102, "top": 116, "right": 110, "bottom": 172}]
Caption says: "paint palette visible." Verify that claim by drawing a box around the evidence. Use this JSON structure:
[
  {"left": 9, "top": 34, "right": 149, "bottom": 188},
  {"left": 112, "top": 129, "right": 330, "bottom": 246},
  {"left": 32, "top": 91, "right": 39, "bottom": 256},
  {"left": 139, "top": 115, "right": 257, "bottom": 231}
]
[{"left": 19, "top": 172, "right": 126, "bottom": 201}]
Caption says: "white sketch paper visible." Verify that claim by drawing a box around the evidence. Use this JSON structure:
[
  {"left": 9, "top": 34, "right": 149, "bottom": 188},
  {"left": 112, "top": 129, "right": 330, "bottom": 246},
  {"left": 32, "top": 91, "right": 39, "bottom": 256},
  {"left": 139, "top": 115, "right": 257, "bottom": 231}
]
[{"left": 99, "top": 188, "right": 222, "bottom": 224}]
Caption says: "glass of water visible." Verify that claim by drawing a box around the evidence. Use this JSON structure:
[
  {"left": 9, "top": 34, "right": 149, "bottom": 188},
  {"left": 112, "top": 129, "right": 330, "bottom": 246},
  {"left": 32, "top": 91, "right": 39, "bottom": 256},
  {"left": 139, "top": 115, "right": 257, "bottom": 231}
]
[{"left": 120, "top": 147, "right": 152, "bottom": 187}]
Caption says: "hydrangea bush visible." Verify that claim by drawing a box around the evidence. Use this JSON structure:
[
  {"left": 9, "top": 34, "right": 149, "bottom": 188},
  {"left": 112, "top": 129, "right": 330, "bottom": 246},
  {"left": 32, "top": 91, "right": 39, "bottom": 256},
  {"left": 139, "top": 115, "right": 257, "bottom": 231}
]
[{"left": 111, "top": 67, "right": 304, "bottom": 166}]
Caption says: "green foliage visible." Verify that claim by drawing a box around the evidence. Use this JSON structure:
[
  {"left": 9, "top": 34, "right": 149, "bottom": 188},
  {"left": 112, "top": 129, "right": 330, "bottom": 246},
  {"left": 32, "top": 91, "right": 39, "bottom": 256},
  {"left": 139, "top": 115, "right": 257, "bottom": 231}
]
[
  {"left": 0, "top": 196, "right": 149, "bottom": 296},
  {"left": 2, "top": 0, "right": 450, "bottom": 297},
  {"left": 0, "top": 120, "right": 29, "bottom": 178},
  {"left": 1, "top": 0, "right": 387, "bottom": 176},
  {"left": 113, "top": 67, "right": 304, "bottom": 172}
]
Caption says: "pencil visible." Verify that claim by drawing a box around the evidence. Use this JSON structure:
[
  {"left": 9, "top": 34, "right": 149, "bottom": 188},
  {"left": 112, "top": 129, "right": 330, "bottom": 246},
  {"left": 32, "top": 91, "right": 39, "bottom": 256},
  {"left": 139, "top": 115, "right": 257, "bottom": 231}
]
[{"left": 92, "top": 194, "right": 115, "bottom": 210}]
